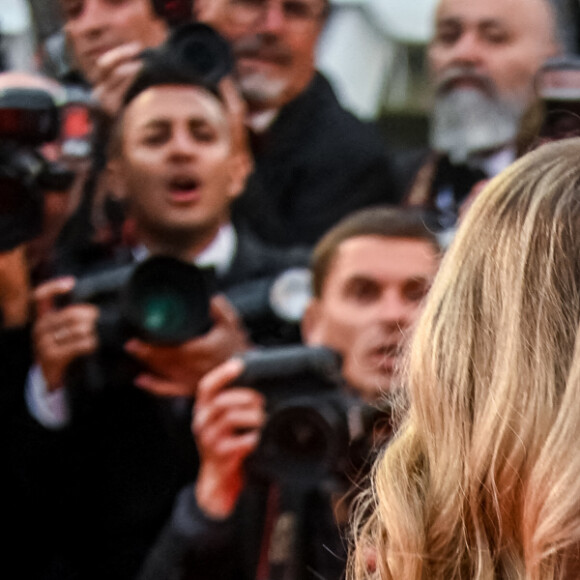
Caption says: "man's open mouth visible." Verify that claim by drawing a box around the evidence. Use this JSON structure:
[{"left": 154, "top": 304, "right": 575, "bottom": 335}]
[{"left": 168, "top": 176, "right": 201, "bottom": 199}]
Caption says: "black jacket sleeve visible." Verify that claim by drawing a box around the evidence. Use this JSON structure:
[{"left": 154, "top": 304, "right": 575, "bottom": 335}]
[{"left": 137, "top": 484, "right": 238, "bottom": 580}]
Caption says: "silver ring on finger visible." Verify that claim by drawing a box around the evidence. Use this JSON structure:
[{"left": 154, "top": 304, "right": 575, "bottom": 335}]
[{"left": 54, "top": 329, "right": 70, "bottom": 343}]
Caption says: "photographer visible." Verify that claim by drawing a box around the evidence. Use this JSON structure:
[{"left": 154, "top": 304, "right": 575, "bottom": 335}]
[
  {"left": 0, "top": 71, "right": 87, "bottom": 309},
  {"left": 0, "top": 70, "right": 90, "bottom": 577},
  {"left": 27, "top": 29, "right": 308, "bottom": 580},
  {"left": 138, "top": 206, "right": 443, "bottom": 580}
]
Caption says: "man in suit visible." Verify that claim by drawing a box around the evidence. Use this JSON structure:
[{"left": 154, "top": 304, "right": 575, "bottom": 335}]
[
  {"left": 197, "top": 0, "right": 401, "bottom": 247},
  {"left": 27, "top": 36, "right": 308, "bottom": 580},
  {"left": 137, "top": 205, "right": 443, "bottom": 580},
  {"left": 56, "top": 0, "right": 400, "bottom": 250},
  {"left": 404, "top": 0, "right": 560, "bottom": 229}
]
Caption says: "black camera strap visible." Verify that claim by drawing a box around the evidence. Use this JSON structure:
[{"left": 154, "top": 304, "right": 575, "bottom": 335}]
[{"left": 255, "top": 479, "right": 334, "bottom": 580}]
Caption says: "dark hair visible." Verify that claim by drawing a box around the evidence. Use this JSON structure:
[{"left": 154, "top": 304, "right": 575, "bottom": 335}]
[{"left": 310, "top": 205, "right": 442, "bottom": 297}]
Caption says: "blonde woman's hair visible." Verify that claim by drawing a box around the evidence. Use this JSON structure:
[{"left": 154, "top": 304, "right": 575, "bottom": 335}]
[{"left": 350, "top": 137, "right": 580, "bottom": 580}]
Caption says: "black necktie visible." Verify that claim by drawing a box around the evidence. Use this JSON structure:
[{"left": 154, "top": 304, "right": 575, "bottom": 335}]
[{"left": 435, "top": 156, "right": 487, "bottom": 205}]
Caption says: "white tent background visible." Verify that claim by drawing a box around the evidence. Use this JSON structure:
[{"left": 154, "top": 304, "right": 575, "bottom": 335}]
[
  {"left": 0, "top": 0, "right": 36, "bottom": 71},
  {"left": 317, "top": 0, "right": 438, "bottom": 119}
]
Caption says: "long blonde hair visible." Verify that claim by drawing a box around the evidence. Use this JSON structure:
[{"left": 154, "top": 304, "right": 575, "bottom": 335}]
[{"left": 351, "top": 138, "right": 580, "bottom": 580}]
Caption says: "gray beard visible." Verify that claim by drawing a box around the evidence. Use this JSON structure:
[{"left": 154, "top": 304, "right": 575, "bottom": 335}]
[
  {"left": 238, "top": 70, "right": 288, "bottom": 107},
  {"left": 430, "top": 88, "right": 524, "bottom": 164}
]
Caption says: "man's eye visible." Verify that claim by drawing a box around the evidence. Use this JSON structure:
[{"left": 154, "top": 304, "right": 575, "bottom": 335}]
[
  {"left": 484, "top": 30, "right": 509, "bottom": 45},
  {"left": 346, "top": 281, "right": 380, "bottom": 303},
  {"left": 190, "top": 123, "right": 217, "bottom": 143},
  {"left": 142, "top": 131, "right": 168, "bottom": 146},
  {"left": 283, "top": 1, "right": 315, "bottom": 19},
  {"left": 404, "top": 280, "right": 429, "bottom": 303},
  {"left": 62, "top": 0, "right": 84, "bottom": 19},
  {"left": 193, "top": 129, "right": 217, "bottom": 143},
  {"left": 233, "top": 0, "right": 265, "bottom": 8},
  {"left": 434, "top": 27, "right": 460, "bottom": 46}
]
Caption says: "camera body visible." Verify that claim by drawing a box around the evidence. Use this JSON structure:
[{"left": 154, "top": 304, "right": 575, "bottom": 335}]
[
  {"left": 0, "top": 87, "right": 76, "bottom": 251},
  {"left": 236, "top": 346, "right": 392, "bottom": 488},
  {"left": 63, "top": 256, "right": 213, "bottom": 391},
  {"left": 66, "top": 256, "right": 310, "bottom": 390}
]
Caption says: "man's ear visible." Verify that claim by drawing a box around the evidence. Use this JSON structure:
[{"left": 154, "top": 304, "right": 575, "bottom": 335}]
[
  {"left": 104, "top": 159, "right": 127, "bottom": 202},
  {"left": 226, "top": 148, "right": 253, "bottom": 200},
  {"left": 301, "top": 298, "right": 323, "bottom": 345}
]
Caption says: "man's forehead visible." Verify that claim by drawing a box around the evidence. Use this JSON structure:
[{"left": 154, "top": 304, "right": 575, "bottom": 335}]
[
  {"left": 329, "top": 236, "right": 438, "bottom": 281},
  {"left": 124, "top": 84, "right": 228, "bottom": 127},
  {"left": 436, "top": 0, "right": 549, "bottom": 27}
]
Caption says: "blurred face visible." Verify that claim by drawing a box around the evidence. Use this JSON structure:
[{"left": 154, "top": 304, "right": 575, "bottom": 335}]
[
  {"left": 0, "top": 72, "right": 87, "bottom": 269},
  {"left": 303, "top": 236, "right": 439, "bottom": 401},
  {"left": 429, "top": 0, "right": 556, "bottom": 102},
  {"left": 111, "top": 85, "right": 246, "bottom": 258},
  {"left": 428, "top": 0, "right": 558, "bottom": 159},
  {"left": 59, "top": 0, "right": 167, "bottom": 83},
  {"left": 199, "top": 0, "right": 326, "bottom": 109}
]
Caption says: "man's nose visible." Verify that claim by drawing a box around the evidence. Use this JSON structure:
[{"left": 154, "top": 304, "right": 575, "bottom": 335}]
[
  {"left": 257, "top": 2, "right": 287, "bottom": 34},
  {"left": 448, "top": 31, "right": 483, "bottom": 66},
  {"left": 75, "top": 0, "right": 108, "bottom": 34},
  {"left": 168, "top": 130, "right": 198, "bottom": 158},
  {"left": 377, "top": 291, "right": 411, "bottom": 330}
]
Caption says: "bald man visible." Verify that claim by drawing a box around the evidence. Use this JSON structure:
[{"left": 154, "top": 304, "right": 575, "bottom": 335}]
[{"left": 404, "top": 0, "right": 560, "bottom": 228}]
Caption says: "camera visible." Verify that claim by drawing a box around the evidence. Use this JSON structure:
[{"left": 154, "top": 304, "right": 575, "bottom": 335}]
[
  {"left": 235, "top": 345, "right": 392, "bottom": 487},
  {"left": 63, "top": 255, "right": 213, "bottom": 391},
  {"left": 535, "top": 55, "right": 580, "bottom": 142},
  {"left": 0, "top": 87, "right": 76, "bottom": 252},
  {"left": 68, "top": 255, "right": 213, "bottom": 345},
  {"left": 65, "top": 256, "right": 312, "bottom": 391},
  {"left": 125, "top": 22, "right": 234, "bottom": 106}
]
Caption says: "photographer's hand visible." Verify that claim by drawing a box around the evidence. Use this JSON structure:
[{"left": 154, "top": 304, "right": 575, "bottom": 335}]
[
  {"left": 127, "top": 294, "right": 251, "bottom": 398},
  {"left": 0, "top": 245, "right": 30, "bottom": 328},
  {"left": 193, "top": 357, "right": 265, "bottom": 519},
  {"left": 33, "top": 277, "right": 99, "bottom": 391},
  {"left": 218, "top": 77, "right": 253, "bottom": 170},
  {"left": 92, "top": 42, "right": 144, "bottom": 118}
]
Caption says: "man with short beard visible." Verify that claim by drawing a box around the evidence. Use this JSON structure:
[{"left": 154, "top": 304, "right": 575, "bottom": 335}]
[
  {"left": 196, "top": 0, "right": 401, "bottom": 247},
  {"left": 137, "top": 206, "right": 442, "bottom": 580},
  {"left": 404, "top": 0, "right": 560, "bottom": 229}
]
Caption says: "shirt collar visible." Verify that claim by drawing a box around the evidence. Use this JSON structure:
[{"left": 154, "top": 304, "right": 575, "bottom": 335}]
[
  {"left": 247, "top": 109, "right": 279, "bottom": 134},
  {"left": 468, "top": 146, "right": 516, "bottom": 177},
  {"left": 131, "top": 223, "right": 237, "bottom": 277}
]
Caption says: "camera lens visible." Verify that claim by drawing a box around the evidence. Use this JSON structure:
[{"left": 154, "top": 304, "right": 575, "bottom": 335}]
[
  {"left": 257, "top": 397, "right": 350, "bottom": 482},
  {"left": 139, "top": 290, "right": 192, "bottom": 336},
  {"left": 122, "top": 256, "right": 212, "bottom": 344},
  {"left": 167, "top": 23, "right": 234, "bottom": 86}
]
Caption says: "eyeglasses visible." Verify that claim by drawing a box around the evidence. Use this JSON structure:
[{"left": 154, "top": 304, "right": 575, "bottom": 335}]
[{"left": 230, "top": 0, "right": 327, "bottom": 26}]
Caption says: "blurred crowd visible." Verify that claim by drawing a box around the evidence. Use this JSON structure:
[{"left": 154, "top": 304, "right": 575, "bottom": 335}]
[{"left": 2, "top": 0, "right": 580, "bottom": 579}]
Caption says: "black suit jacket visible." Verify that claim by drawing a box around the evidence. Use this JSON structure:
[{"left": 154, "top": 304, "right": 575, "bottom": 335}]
[
  {"left": 401, "top": 149, "right": 489, "bottom": 228},
  {"left": 233, "top": 72, "right": 401, "bottom": 247}
]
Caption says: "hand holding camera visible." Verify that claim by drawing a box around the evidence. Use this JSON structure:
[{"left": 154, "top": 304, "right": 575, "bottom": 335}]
[
  {"left": 194, "top": 357, "right": 266, "bottom": 519},
  {"left": 33, "top": 276, "right": 99, "bottom": 391},
  {"left": 0, "top": 245, "right": 31, "bottom": 328},
  {"left": 127, "top": 294, "right": 251, "bottom": 398},
  {"left": 92, "top": 42, "right": 146, "bottom": 119}
]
